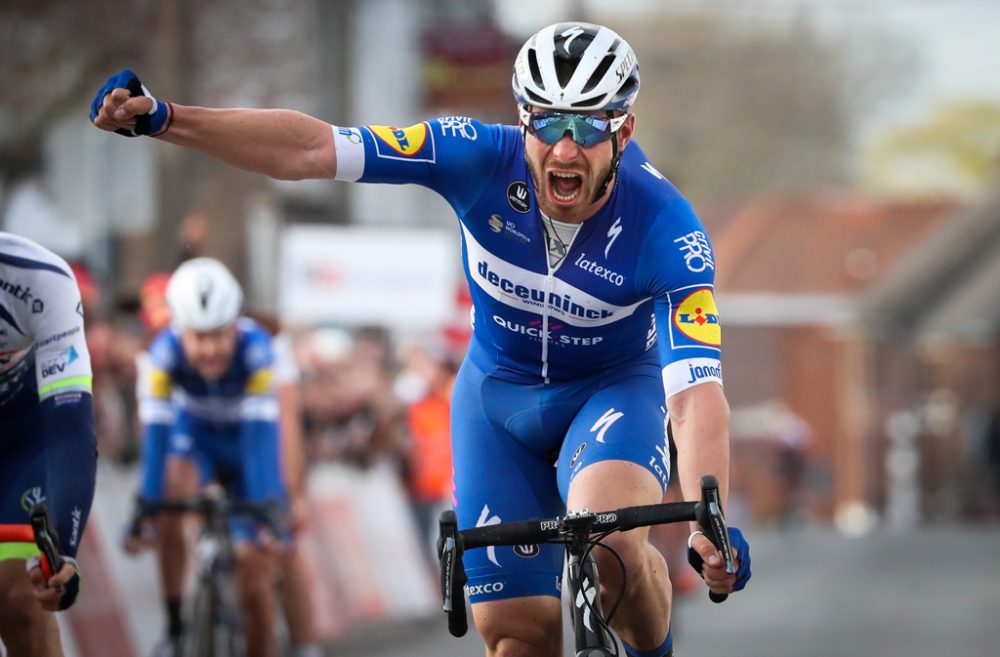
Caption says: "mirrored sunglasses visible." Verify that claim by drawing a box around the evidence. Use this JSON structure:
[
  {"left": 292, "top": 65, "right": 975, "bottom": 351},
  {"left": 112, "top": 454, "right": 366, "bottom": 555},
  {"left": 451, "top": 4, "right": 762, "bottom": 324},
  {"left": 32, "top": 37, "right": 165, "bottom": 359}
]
[{"left": 519, "top": 107, "right": 628, "bottom": 147}]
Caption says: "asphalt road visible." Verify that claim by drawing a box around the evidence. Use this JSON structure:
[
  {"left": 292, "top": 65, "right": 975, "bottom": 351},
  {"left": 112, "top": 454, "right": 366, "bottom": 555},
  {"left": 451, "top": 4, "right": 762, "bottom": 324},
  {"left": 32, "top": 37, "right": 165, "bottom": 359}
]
[{"left": 327, "top": 525, "right": 1000, "bottom": 657}]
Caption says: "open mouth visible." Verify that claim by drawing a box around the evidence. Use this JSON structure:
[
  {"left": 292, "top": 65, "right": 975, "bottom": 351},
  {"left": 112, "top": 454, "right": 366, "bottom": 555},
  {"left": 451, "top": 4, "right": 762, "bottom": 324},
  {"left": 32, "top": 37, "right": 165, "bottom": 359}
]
[{"left": 548, "top": 171, "right": 583, "bottom": 205}]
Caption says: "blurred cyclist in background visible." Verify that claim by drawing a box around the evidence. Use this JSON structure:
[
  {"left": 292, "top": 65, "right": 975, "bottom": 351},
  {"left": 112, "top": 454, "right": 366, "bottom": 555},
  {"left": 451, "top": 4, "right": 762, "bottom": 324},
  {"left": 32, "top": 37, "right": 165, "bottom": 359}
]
[
  {"left": 91, "top": 21, "right": 752, "bottom": 657},
  {"left": 0, "top": 232, "right": 97, "bottom": 657},
  {"left": 130, "top": 258, "right": 287, "bottom": 657}
]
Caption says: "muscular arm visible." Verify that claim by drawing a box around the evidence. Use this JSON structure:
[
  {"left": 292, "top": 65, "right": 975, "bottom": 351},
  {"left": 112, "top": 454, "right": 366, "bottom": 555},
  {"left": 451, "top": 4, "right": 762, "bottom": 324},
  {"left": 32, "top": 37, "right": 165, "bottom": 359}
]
[
  {"left": 666, "top": 382, "right": 731, "bottom": 517},
  {"left": 95, "top": 88, "right": 338, "bottom": 180}
]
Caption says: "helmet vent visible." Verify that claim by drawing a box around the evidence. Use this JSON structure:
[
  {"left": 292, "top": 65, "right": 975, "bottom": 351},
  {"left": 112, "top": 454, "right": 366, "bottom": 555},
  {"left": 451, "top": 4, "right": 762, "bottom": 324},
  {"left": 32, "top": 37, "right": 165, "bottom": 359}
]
[
  {"left": 527, "top": 50, "right": 544, "bottom": 88},
  {"left": 581, "top": 54, "right": 615, "bottom": 94},
  {"left": 571, "top": 94, "right": 603, "bottom": 108}
]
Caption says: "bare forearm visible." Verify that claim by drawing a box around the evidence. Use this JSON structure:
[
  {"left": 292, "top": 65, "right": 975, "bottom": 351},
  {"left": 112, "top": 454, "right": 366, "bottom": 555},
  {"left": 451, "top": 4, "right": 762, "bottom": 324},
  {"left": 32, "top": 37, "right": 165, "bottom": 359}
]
[
  {"left": 158, "top": 105, "right": 337, "bottom": 180},
  {"left": 668, "top": 384, "right": 731, "bottom": 520}
]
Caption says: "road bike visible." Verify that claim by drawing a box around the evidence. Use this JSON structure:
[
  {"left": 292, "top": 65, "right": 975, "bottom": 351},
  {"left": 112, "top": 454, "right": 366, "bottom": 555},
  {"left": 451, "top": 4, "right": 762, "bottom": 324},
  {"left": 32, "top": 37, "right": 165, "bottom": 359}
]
[
  {"left": 438, "top": 475, "right": 734, "bottom": 657},
  {"left": 129, "top": 490, "right": 283, "bottom": 657}
]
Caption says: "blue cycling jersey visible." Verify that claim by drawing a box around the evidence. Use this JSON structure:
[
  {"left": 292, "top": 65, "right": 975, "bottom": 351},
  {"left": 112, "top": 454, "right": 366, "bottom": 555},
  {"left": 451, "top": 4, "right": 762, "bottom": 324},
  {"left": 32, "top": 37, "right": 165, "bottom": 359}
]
[
  {"left": 0, "top": 232, "right": 96, "bottom": 560},
  {"left": 333, "top": 118, "right": 722, "bottom": 394},
  {"left": 332, "top": 118, "right": 724, "bottom": 603},
  {"left": 138, "top": 318, "right": 285, "bottom": 508}
]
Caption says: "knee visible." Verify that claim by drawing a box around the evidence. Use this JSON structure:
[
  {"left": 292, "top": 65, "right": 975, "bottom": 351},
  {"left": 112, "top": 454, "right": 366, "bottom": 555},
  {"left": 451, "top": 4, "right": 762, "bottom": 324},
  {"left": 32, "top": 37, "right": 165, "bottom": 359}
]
[
  {"left": 594, "top": 532, "right": 655, "bottom": 590},
  {"left": 237, "top": 548, "right": 275, "bottom": 600},
  {"left": 475, "top": 599, "right": 562, "bottom": 657},
  {"left": 0, "top": 583, "right": 51, "bottom": 642}
]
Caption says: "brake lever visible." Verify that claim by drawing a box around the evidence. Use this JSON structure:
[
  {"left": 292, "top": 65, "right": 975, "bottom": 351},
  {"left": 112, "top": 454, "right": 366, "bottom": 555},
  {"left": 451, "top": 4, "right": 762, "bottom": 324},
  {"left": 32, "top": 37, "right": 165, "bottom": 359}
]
[
  {"left": 29, "top": 503, "right": 65, "bottom": 582},
  {"left": 697, "top": 475, "right": 735, "bottom": 603},
  {"left": 438, "top": 510, "right": 468, "bottom": 637}
]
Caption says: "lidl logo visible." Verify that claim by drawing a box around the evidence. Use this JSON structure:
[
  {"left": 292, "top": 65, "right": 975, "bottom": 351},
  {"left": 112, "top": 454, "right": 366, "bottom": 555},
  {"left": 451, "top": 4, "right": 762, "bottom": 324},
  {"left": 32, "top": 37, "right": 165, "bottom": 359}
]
[
  {"left": 672, "top": 288, "right": 721, "bottom": 346},
  {"left": 369, "top": 123, "right": 429, "bottom": 156}
]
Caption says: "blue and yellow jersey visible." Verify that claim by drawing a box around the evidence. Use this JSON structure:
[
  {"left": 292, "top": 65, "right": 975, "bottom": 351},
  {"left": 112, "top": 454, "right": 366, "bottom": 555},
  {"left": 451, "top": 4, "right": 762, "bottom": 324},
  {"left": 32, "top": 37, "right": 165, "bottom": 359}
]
[
  {"left": 332, "top": 118, "right": 722, "bottom": 396},
  {"left": 137, "top": 317, "right": 284, "bottom": 503}
]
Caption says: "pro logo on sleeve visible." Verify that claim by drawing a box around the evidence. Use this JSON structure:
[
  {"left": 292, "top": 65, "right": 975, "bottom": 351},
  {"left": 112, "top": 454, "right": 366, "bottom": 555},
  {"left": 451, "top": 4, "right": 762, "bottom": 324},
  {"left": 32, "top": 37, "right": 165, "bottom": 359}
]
[
  {"left": 672, "top": 288, "right": 721, "bottom": 346},
  {"left": 368, "top": 123, "right": 434, "bottom": 161}
]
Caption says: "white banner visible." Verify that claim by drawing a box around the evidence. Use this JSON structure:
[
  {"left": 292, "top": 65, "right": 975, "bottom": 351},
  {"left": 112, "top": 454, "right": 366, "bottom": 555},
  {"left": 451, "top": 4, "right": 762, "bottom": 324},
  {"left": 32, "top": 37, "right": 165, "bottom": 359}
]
[{"left": 279, "top": 224, "right": 457, "bottom": 328}]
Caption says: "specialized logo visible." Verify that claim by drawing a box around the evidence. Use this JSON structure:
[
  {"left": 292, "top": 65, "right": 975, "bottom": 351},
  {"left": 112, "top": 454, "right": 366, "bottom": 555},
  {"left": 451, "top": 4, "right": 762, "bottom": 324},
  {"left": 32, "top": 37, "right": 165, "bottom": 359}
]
[
  {"left": 368, "top": 122, "right": 434, "bottom": 161},
  {"left": 569, "top": 441, "right": 587, "bottom": 469},
  {"left": 513, "top": 544, "right": 539, "bottom": 558},
  {"left": 477, "top": 504, "right": 502, "bottom": 567},
  {"left": 641, "top": 161, "right": 665, "bottom": 180},
  {"left": 20, "top": 486, "right": 44, "bottom": 512},
  {"left": 41, "top": 345, "right": 79, "bottom": 379},
  {"left": 576, "top": 575, "right": 599, "bottom": 632},
  {"left": 615, "top": 50, "right": 637, "bottom": 83},
  {"left": 590, "top": 408, "right": 623, "bottom": 444},
  {"left": 605, "top": 217, "right": 622, "bottom": 258},
  {"left": 672, "top": 288, "right": 721, "bottom": 346},
  {"left": 560, "top": 25, "right": 586, "bottom": 54},
  {"left": 438, "top": 116, "right": 477, "bottom": 140},
  {"left": 674, "top": 230, "right": 715, "bottom": 273},
  {"left": 507, "top": 181, "right": 531, "bottom": 213}
]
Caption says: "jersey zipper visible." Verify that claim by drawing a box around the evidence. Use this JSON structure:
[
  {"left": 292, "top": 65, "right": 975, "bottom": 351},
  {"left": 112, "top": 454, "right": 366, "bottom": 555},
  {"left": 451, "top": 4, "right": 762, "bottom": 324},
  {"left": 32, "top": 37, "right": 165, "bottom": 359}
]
[{"left": 539, "top": 220, "right": 580, "bottom": 384}]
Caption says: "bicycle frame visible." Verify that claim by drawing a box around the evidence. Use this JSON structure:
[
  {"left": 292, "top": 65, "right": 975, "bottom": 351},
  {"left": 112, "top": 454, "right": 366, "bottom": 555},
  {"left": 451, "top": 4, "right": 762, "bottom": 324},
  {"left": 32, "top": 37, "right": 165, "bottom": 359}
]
[
  {"left": 129, "top": 493, "right": 281, "bottom": 657},
  {"left": 439, "top": 475, "right": 735, "bottom": 656}
]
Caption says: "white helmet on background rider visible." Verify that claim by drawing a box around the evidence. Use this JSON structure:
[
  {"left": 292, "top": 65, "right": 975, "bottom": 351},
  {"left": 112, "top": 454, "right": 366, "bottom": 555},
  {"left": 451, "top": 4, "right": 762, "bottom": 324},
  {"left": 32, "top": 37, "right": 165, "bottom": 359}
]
[
  {"left": 166, "top": 257, "right": 243, "bottom": 331},
  {"left": 512, "top": 22, "right": 640, "bottom": 113}
]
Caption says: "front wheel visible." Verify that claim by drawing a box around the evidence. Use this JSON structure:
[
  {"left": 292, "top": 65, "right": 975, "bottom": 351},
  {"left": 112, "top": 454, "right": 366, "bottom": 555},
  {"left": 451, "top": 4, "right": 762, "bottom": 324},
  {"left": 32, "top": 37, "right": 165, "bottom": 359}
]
[{"left": 185, "top": 582, "right": 217, "bottom": 657}]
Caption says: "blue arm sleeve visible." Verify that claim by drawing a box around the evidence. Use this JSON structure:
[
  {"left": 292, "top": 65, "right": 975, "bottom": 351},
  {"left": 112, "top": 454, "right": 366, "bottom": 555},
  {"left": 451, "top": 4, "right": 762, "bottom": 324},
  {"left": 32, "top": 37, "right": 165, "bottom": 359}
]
[
  {"left": 139, "top": 423, "right": 171, "bottom": 502},
  {"left": 240, "top": 419, "right": 287, "bottom": 506},
  {"left": 41, "top": 392, "right": 97, "bottom": 558}
]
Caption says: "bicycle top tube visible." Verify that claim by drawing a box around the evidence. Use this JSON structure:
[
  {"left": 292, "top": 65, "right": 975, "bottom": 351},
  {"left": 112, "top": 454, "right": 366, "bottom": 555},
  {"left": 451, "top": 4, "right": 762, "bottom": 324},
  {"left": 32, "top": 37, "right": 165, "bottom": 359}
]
[{"left": 458, "top": 500, "right": 699, "bottom": 550}]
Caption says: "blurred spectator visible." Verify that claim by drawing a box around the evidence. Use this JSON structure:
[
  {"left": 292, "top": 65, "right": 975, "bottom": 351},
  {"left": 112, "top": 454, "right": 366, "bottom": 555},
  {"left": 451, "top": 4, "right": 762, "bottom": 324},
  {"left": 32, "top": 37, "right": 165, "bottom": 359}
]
[
  {"left": 298, "top": 327, "right": 406, "bottom": 469},
  {"left": 394, "top": 341, "right": 456, "bottom": 559},
  {"left": 71, "top": 261, "right": 143, "bottom": 464}
]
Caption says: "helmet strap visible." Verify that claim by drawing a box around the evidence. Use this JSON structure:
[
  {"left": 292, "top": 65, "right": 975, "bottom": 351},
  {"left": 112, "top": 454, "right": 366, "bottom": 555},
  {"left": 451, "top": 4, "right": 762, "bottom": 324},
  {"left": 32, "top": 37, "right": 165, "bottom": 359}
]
[{"left": 591, "top": 130, "right": 621, "bottom": 204}]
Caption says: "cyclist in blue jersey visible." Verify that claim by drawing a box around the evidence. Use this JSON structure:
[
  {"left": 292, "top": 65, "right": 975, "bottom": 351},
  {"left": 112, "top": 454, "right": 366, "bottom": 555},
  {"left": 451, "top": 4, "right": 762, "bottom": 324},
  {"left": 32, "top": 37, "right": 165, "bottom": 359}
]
[
  {"left": 91, "top": 22, "right": 751, "bottom": 657},
  {"left": 0, "top": 232, "right": 96, "bottom": 657},
  {"left": 131, "top": 258, "right": 287, "bottom": 657}
]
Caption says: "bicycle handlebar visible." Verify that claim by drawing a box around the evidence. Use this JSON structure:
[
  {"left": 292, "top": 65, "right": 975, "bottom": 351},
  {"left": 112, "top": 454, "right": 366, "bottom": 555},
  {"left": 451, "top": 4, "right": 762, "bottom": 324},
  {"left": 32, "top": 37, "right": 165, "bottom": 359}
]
[
  {"left": 127, "top": 494, "right": 285, "bottom": 537},
  {"left": 438, "top": 474, "right": 734, "bottom": 637}
]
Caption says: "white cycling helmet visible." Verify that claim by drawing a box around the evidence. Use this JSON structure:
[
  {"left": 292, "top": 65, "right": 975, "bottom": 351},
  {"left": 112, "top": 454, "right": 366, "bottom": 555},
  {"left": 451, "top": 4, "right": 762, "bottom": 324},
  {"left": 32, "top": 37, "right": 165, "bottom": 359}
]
[
  {"left": 512, "top": 22, "right": 640, "bottom": 113},
  {"left": 166, "top": 257, "right": 243, "bottom": 331}
]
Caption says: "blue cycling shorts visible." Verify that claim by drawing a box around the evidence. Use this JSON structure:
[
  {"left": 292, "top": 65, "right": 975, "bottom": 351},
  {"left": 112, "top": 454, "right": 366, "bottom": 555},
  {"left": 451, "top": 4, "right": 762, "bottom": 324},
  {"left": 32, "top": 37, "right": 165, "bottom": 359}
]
[
  {"left": 451, "top": 358, "right": 672, "bottom": 604},
  {"left": 0, "top": 379, "right": 47, "bottom": 560},
  {"left": 167, "top": 411, "right": 285, "bottom": 544}
]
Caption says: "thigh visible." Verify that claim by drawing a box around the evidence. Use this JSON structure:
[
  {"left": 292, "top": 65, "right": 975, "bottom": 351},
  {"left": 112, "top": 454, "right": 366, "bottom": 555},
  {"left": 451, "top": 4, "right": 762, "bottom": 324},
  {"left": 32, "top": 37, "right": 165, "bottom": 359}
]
[
  {"left": 450, "top": 360, "right": 565, "bottom": 603},
  {"left": 472, "top": 595, "right": 563, "bottom": 657},
  {"left": 556, "top": 366, "right": 672, "bottom": 500}
]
